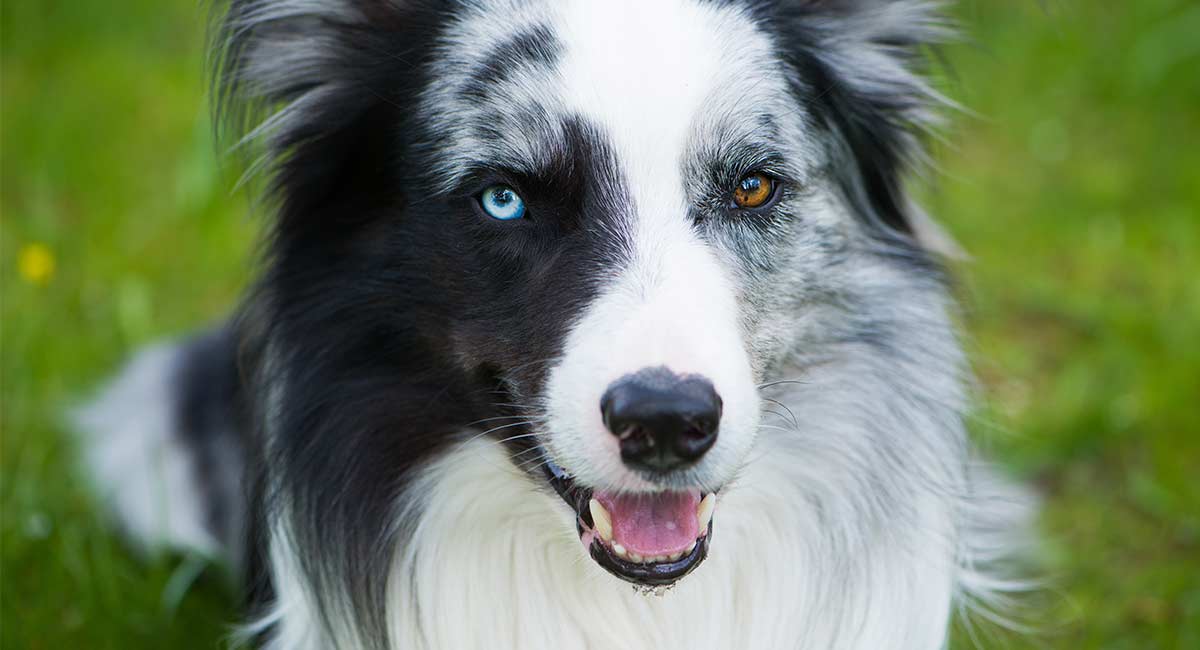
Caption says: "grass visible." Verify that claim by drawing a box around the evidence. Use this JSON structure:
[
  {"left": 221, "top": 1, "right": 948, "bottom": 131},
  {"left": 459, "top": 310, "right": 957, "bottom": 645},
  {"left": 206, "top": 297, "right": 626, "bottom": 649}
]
[{"left": 3, "top": 1, "right": 1197, "bottom": 648}]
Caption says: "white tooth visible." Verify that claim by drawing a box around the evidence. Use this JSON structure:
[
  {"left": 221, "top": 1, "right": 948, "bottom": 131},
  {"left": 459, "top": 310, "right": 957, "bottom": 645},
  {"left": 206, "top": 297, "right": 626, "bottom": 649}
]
[
  {"left": 685, "top": 540, "right": 697, "bottom": 555},
  {"left": 696, "top": 493, "right": 716, "bottom": 532},
  {"left": 589, "top": 499, "right": 613, "bottom": 542},
  {"left": 628, "top": 551, "right": 643, "bottom": 563},
  {"left": 667, "top": 551, "right": 682, "bottom": 562},
  {"left": 612, "top": 543, "right": 628, "bottom": 559}
]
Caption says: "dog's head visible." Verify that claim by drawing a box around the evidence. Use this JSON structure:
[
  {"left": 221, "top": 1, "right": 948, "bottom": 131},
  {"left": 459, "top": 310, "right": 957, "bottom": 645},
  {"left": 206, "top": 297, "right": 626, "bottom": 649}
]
[{"left": 222, "top": 0, "right": 953, "bottom": 587}]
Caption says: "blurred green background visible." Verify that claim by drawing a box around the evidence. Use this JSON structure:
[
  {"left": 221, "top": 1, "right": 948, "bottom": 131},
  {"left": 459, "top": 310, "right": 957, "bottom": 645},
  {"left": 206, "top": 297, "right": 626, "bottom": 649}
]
[{"left": 2, "top": 1, "right": 1197, "bottom": 648}]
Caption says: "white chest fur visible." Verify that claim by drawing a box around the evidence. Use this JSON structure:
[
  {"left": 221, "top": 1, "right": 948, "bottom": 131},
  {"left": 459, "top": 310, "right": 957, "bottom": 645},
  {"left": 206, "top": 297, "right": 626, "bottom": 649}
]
[{"left": 374, "top": 435, "right": 957, "bottom": 650}]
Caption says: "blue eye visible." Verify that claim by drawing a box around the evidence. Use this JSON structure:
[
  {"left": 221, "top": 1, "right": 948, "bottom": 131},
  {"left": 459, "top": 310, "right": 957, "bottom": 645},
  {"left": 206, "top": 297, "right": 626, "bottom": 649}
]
[{"left": 479, "top": 185, "right": 526, "bottom": 220}]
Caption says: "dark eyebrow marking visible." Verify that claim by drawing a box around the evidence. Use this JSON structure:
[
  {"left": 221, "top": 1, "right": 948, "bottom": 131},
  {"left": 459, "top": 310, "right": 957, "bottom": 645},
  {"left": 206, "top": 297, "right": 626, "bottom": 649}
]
[{"left": 459, "top": 24, "right": 563, "bottom": 102}]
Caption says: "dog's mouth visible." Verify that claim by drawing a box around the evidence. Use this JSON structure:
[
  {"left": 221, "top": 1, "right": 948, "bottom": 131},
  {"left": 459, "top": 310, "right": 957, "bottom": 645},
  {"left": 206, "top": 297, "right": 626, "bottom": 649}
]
[{"left": 544, "top": 456, "right": 714, "bottom": 587}]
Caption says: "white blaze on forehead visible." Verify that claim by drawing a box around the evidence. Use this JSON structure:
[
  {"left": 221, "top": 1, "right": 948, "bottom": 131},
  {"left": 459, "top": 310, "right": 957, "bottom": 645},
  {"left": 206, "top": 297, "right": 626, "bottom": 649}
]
[
  {"left": 554, "top": 0, "right": 774, "bottom": 218},
  {"left": 543, "top": 0, "right": 771, "bottom": 491}
]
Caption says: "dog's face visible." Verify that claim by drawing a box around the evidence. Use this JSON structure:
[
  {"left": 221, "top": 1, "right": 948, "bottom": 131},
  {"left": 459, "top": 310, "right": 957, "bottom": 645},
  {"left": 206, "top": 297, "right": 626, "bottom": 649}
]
[
  {"left": 426, "top": 0, "right": 797, "bottom": 583},
  {"left": 411, "top": 0, "right": 930, "bottom": 585},
  {"left": 427, "top": 0, "right": 789, "bottom": 493},
  {"left": 228, "top": 0, "right": 948, "bottom": 589}
]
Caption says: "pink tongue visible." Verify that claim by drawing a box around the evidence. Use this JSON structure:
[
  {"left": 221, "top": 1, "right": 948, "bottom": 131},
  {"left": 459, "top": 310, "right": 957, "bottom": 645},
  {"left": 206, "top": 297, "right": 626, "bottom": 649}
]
[{"left": 594, "top": 491, "right": 700, "bottom": 556}]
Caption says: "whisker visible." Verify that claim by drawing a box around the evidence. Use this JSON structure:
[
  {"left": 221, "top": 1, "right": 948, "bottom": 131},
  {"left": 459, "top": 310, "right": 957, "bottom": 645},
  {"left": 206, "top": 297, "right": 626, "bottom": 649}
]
[
  {"left": 492, "top": 432, "right": 542, "bottom": 445},
  {"left": 499, "top": 357, "right": 557, "bottom": 378},
  {"left": 513, "top": 455, "right": 554, "bottom": 474},
  {"left": 756, "top": 424, "right": 794, "bottom": 434},
  {"left": 760, "top": 397, "right": 799, "bottom": 429},
  {"left": 461, "top": 420, "right": 535, "bottom": 447},
  {"left": 463, "top": 414, "right": 534, "bottom": 428},
  {"left": 761, "top": 410, "right": 795, "bottom": 431},
  {"left": 506, "top": 447, "right": 549, "bottom": 467},
  {"left": 757, "top": 378, "right": 812, "bottom": 390},
  {"left": 489, "top": 402, "right": 542, "bottom": 413}
]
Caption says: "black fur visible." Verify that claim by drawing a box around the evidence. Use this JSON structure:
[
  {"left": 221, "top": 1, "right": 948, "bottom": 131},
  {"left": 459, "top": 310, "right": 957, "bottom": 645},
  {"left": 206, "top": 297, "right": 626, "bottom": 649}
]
[
  {"left": 459, "top": 24, "right": 563, "bottom": 101},
  {"left": 212, "top": 2, "right": 647, "bottom": 639},
  {"left": 173, "top": 326, "right": 249, "bottom": 552}
]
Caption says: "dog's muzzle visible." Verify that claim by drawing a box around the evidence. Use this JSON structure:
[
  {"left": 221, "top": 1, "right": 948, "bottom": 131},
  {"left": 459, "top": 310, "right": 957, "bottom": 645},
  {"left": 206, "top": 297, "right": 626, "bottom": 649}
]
[{"left": 543, "top": 367, "right": 722, "bottom": 587}]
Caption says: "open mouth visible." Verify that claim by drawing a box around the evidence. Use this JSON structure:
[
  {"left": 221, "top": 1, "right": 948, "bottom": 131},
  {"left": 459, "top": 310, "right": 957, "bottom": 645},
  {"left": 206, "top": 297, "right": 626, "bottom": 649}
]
[{"left": 544, "top": 455, "right": 715, "bottom": 587}]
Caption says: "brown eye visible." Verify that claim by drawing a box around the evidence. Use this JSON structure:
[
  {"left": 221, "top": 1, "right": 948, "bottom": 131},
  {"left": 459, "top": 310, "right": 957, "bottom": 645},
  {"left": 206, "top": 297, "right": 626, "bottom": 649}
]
[{"left": 732, "top": 172, "right": 775, "bottom": 209}]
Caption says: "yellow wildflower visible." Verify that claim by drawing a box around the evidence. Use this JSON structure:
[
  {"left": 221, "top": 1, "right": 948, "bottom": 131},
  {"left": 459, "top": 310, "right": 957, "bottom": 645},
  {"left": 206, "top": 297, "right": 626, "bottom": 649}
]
[{"left": 18, "top": 242, "right": 56, "bottom": 286}]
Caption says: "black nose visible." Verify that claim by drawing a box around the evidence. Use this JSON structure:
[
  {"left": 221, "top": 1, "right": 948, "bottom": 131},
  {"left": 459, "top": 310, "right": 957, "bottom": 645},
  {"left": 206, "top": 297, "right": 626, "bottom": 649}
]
[{"left": 600, "top": 367, "right": 722, "bottom": 473}]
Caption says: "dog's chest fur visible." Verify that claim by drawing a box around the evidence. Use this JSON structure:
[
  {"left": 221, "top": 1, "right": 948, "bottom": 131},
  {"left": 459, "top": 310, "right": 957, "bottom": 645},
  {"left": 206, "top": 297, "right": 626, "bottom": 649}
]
[
  {"left": 374, "top": 436, "right": 955, "bottom": 650},
  {"left": 255, "top": 351, "right": 975, "bottom": 650}
]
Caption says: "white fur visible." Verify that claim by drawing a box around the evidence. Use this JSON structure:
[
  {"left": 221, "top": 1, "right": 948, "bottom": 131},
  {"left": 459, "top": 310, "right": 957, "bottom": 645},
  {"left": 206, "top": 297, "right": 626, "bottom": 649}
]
[
  {"left": 252, "top": 427, "right": 960, "bottom": 649},
  {"left": 242, "top": 519, "right": 361, "bottom": 649},
  {"left": 543, "top": 231, "right": 761, "bottom": 493},
  {"left": 541, "top": 0, "right": 779, "bottom": 493},
  {"left": 399, "top": 414, "right": 955, "bottom": 650},
  {"left": 73, "top": 344, "right": 218, "bottom": 556}
]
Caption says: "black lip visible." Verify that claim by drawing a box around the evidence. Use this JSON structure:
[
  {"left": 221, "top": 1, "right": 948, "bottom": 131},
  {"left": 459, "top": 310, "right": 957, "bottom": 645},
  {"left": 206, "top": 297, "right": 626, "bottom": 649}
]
[
  {"left": 542, "top": 451, "right": 714, "bottom": 586},
  {"left": 543, "top": 451, "right": 593, "bottom": 526}
]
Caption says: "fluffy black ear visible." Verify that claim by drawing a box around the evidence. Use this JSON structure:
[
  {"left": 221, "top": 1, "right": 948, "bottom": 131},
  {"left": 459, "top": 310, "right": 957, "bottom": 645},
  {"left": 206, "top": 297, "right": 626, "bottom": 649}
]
[
  {"left": 210, "top": 0, "right": 444, "bottom": 230},
  {"left": 767, "top": 0, "right": 963, "bottom": 256}
]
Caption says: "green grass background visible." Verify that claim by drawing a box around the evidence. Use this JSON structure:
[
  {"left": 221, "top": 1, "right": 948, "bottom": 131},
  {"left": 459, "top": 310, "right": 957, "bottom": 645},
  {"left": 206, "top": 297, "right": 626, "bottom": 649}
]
[{"left": 2, "top": 1, "right": 1197, "bottom": 647}]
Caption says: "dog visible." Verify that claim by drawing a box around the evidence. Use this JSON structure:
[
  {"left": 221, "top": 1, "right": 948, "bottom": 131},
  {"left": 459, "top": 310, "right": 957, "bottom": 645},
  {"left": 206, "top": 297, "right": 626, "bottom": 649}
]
[{"left": 75, "top": 1, "right": 1032, "bottom": 648}]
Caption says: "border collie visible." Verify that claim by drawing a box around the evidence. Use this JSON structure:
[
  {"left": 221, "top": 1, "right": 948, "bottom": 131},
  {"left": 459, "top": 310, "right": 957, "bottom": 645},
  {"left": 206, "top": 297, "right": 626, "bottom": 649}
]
[{"left": 76, "top": 1, "right": 1031, "bottom": 647}]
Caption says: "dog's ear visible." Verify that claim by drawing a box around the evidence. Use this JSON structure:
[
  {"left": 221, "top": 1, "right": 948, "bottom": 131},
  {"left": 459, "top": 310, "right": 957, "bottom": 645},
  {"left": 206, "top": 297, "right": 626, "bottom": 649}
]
[
  {"left": 211, "top": 1, "right": 438, "bottom": 225},
  {"left": 770, "top": 0, "right": 965, "bottom": 258}
]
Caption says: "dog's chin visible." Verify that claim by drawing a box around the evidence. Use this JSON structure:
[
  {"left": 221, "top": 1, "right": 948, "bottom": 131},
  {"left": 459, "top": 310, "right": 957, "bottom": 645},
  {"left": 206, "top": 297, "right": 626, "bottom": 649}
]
[{"left": 543, "top": 456, "right": 716, "bottom": 587}]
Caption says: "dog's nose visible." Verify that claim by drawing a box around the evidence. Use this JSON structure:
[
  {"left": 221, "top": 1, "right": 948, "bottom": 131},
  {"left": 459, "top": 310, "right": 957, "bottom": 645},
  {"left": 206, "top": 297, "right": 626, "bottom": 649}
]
[{"left": 600, "top": 367, "right": 722, "bottom": 473}]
